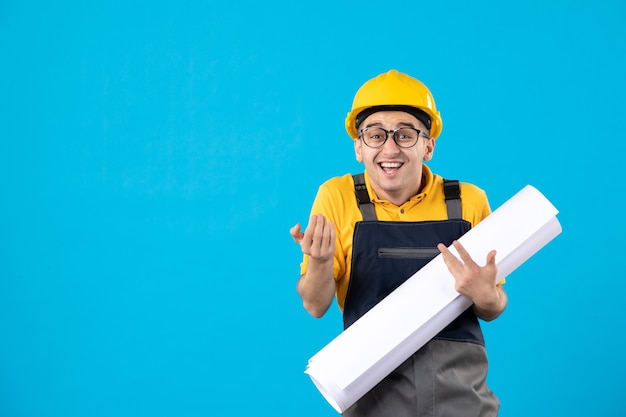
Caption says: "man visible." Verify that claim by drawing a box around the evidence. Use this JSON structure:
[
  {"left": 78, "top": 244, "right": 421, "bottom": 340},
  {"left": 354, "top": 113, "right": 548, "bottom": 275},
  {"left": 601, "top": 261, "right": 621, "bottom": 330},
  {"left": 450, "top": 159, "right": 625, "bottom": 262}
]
[{"left": 290, "top": 69, "right": 507, "bottom": 416}]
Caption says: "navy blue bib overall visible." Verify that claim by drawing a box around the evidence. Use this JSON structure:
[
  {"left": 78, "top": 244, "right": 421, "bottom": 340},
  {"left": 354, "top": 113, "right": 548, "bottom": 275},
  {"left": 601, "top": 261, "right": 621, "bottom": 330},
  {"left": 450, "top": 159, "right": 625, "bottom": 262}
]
[{"left": 342, "top": 174, "right": 499, "bottom": 417}]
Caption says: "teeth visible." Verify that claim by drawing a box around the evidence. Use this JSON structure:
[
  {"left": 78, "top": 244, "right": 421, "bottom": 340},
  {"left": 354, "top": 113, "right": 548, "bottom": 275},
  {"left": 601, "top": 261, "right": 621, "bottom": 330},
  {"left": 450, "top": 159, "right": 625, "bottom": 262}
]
[{"left": 380, "top": 162, "right": 402, "bottom": 168}]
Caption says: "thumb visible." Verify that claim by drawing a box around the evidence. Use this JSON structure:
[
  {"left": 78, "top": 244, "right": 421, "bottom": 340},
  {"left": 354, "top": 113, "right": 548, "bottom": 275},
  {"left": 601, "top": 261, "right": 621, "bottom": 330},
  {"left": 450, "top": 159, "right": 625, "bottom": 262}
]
[{"left": 290, "top": 224, "right": 304, "bottom": 243}]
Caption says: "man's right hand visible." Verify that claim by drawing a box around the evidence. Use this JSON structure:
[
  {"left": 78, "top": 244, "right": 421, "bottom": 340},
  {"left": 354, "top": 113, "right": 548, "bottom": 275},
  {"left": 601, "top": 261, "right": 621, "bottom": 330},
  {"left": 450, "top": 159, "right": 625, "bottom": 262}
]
[
  {"left": 290, "top": 214, "right": 336, "bottom": 262},
  {"left": 290, "top": 214, "right": 337, "bottom": 318}
]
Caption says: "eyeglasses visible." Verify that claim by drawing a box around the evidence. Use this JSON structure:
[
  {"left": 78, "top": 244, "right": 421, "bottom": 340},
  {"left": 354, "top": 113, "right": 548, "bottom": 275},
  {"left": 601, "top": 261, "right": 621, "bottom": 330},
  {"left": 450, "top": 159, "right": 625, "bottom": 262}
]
[{"left": 358, "top": 127, "right": 429, "bottom": 149}]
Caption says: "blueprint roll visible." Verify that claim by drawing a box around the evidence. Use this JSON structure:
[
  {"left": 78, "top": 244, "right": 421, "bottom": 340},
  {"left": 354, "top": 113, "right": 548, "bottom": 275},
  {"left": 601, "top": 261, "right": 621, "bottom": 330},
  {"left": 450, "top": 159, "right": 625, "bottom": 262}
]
[{"left": 304, "top": 185, "right": 562, "bottom": 414}]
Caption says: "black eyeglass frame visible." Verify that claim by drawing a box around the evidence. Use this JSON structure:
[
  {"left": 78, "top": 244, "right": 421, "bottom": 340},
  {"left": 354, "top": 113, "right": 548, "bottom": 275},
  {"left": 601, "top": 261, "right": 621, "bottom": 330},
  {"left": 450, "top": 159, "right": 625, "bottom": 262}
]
[{"left": 358, "top": 127, "right": 430, "bottom": 149}]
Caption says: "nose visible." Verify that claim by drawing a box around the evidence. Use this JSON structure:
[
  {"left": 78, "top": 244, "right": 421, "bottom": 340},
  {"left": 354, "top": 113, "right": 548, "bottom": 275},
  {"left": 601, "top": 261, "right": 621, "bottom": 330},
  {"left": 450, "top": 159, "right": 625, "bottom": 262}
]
[{"left": 381, "top": 131, "right": 401, "bottom": 153}]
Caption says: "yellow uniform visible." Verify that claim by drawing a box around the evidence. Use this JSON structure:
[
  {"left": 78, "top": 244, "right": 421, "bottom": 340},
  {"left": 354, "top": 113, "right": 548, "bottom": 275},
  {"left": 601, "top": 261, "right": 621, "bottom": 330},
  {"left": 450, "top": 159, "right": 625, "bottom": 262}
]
[{"left": 300, "top": 164, "right": 491, "bottom": 311}]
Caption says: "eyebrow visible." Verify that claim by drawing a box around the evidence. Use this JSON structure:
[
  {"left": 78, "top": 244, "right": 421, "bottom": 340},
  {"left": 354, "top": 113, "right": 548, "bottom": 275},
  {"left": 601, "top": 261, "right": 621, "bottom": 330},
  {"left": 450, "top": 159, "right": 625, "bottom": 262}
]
[{"left": 364, "top": 121, "right": 418, "bottom": 129}]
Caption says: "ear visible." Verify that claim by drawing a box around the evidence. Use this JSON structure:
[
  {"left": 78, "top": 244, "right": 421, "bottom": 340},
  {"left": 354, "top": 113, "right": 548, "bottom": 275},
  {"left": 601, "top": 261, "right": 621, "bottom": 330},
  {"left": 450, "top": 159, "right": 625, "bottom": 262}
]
[
  {"left": 423, "top": 137, "right": 435, "bottom": 162},
  {"left": 354, "top": 139, "right": 363, "bottom": 163}
]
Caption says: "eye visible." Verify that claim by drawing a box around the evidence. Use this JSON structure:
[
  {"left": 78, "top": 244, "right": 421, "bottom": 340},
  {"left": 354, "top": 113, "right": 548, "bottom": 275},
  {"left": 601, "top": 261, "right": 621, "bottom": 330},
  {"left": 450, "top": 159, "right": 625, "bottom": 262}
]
[{"left": 366, "top": 128, "right": 386, "bottom": 140}]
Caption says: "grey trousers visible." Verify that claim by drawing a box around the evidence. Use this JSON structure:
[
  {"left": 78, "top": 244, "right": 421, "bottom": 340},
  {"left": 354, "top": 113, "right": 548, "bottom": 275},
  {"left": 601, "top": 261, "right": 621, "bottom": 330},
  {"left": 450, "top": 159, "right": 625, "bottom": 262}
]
[{"left": 342, "top": 339, "right": 500, "bottom": 417}]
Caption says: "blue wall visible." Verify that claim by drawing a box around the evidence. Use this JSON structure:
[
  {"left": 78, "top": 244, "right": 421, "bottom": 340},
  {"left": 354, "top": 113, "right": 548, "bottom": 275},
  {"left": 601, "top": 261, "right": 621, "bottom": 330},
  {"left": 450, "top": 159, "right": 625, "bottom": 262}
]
[{"left": 1, "top": 1, "right": 625, "bottom": 416}]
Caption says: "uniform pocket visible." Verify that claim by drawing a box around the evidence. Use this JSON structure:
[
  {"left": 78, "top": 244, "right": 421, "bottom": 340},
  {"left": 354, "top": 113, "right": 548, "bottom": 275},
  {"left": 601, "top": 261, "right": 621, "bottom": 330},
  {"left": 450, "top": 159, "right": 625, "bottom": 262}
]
[{"left": 377, "top": 247, "right": 440, "bottom": 259}]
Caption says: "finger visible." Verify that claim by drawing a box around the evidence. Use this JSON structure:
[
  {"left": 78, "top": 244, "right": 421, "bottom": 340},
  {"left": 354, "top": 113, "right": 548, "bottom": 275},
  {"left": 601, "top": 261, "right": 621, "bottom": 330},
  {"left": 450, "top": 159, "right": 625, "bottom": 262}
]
[
  {"left": 452, "top": 240, "right": 476, "bottom": 266},
  {"left": 437, "top": 242, "right": 463, "bottom": 271},
  {"left": 311, "top": 215, "right": 328, "bottom": 251},
  {"left": 302, "top": 215, "right": 319, "bottom": 241},
  {"left": 321, "top": 220, "right": 336, "bottom": 253},
  {"left": 437, "top": 243, "right": 451, "bottom": 257},
  {"left": 302, "top": 215, "right": 323, "bottom": 256},
  {"left": 486, "top": 249, "right": 497, "bottom": 266},
  {"left": 290, "top": 223, "right": 303, "bottom": 241},
  {"left": 300, "top": 216, "right": 319, "bottom": 253}
]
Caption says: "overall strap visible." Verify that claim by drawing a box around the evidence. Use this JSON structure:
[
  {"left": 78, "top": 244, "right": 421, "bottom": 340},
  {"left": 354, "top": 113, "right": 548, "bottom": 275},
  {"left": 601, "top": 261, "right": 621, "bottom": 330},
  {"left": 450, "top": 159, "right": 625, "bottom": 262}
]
[
  {"left": 443, "top": 179, "right": 462, "bottom": 219},
  {"left": 352, "top": 173, "right": 377, "bottom": 221},
  {"left": 354, "top": 174, "right": 462, "bottom": 220}
]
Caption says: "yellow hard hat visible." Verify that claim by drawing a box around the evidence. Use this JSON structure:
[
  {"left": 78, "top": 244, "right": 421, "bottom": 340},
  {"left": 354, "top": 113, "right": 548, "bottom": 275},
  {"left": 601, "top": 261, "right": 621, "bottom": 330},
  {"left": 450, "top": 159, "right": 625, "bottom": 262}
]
[{"left": 345, "top": 69, "right": 443, "bottom": 140}]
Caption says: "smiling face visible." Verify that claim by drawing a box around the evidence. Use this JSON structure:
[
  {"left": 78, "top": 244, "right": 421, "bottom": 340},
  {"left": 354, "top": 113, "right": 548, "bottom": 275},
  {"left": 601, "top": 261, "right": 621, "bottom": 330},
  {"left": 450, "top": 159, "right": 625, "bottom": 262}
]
[{"left": 354, "top": 110, "right": 435, "bottom": 206}]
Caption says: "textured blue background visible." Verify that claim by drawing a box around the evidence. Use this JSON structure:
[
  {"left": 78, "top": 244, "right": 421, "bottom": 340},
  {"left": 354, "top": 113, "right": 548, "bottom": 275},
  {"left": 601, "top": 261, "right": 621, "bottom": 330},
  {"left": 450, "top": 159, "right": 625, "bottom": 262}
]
[{"left": 1, "top": 1, "right": 624, "bottom": 416}]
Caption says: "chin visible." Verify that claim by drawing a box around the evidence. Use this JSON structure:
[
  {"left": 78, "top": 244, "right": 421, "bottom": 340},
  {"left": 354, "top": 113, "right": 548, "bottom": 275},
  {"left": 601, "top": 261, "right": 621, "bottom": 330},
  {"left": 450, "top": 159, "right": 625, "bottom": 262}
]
[{"left": 380, "top": 183, "right": 404, "bottom": 194}]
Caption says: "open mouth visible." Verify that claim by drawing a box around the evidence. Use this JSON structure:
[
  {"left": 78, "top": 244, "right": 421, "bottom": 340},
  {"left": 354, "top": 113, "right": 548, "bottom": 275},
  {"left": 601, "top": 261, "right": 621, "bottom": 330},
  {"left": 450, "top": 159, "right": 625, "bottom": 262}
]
[{"left": 379, "top": 162, "right": 403, "bottom": 175}]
